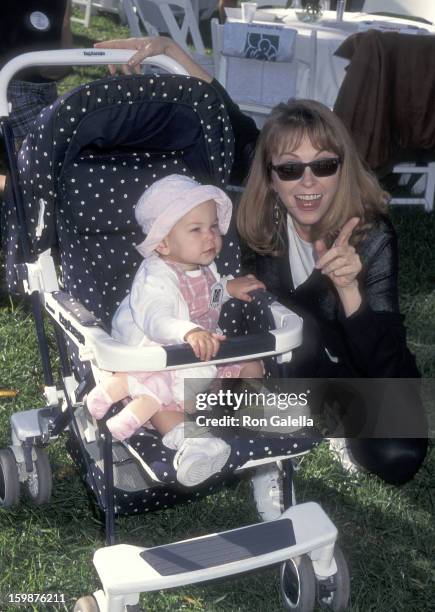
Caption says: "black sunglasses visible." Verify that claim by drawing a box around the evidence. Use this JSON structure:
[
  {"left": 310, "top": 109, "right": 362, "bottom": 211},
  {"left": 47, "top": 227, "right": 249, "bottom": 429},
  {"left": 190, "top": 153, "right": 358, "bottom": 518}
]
[{"left": 269, "top": 157, "right": 341, "bottom": 181}]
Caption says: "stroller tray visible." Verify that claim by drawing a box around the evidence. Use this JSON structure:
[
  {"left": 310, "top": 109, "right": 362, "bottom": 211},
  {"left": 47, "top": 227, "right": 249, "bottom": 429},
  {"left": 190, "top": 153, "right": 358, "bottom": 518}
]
[{"left": 140, "top": 518, "right": 296, "bottom": 575}]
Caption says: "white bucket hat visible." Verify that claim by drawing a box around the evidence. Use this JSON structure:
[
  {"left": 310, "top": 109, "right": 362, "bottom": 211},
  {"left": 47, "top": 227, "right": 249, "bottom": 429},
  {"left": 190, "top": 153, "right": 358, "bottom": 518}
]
[{"left": 135, "top": 174, "right": 233, "bottom": 257}]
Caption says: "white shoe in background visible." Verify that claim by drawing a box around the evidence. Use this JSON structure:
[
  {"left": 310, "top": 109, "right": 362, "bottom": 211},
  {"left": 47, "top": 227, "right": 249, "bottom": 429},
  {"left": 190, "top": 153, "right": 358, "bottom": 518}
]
[
  {"left": 251, "top": 463, "right": 283, "bottom": 521},
  {"left": 328, "top": 437, "right": 359, "bottom": 474}
]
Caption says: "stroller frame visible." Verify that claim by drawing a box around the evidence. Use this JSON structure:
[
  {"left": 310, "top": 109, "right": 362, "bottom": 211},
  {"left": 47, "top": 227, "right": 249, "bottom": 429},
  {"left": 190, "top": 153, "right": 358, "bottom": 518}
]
[{"left": 0, "top": 50, "right": 349, "bottom": 612}]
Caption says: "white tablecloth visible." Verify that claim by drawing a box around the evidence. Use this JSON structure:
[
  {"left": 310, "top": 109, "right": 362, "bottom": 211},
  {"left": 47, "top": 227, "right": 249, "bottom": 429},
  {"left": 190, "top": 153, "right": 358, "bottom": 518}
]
[{"left": 225, "top": 8, "right": 435, "bottom": 109}]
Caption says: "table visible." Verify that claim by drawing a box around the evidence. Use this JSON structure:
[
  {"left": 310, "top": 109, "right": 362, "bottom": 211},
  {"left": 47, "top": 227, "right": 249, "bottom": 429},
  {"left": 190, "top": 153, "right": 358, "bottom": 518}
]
[{"left": 224, "top": 8, "right": 435, "bottom": 108}]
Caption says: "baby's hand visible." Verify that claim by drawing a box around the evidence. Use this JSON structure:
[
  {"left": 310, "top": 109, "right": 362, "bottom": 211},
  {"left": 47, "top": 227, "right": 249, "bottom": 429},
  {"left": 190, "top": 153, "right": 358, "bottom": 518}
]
[
  {"left": 227, "top": 275, "right": 266, "bottom": 302},
  {"left": 184, "top": 328, "right": 226, "bottom": 361}
]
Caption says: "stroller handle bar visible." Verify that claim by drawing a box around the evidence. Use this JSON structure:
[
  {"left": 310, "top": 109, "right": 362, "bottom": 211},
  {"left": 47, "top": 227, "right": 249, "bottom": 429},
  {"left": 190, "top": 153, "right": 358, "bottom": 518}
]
[{"left": 0, "top": 49, "right": 189, "bottom": 117}]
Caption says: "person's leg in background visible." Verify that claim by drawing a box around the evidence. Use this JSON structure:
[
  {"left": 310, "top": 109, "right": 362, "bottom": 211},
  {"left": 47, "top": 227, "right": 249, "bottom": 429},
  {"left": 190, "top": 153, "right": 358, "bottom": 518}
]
[
  {"left": 219, "top": 0, "right": 237, "bottom": 23},
  {"left": 348, "top": 437, "right": 428, "bottom": 485},
  {"left": 345, "top": 378, "right": 428, "bottom": 485},
  {"left": 0, "top": 1, "right": 72, "bottom": 195},
  {"left": 276, "top": 314, "right": 429, "bottom": 486},
  {"left": 0, "top": 80, "right": 59, "bottom": 201}
]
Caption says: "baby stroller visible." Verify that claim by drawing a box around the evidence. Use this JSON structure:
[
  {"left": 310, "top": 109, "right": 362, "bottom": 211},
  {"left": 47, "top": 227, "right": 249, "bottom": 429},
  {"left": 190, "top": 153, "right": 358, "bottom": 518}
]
[{"left": 0, "top": 50, "right": 350, "bottom": 612}]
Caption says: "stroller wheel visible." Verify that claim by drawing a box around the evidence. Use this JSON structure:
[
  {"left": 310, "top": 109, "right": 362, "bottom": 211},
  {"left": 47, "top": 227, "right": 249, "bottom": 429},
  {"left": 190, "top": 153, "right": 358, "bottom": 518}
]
[
  {"left": 24, "top": 447, "right": 52, "bottom": 506},
  {"left": 0, "top": 448, "right": 20, "bottom": 508},
  {"left": 73, "top": 595, "right": 100, "bottom": 612},
  {"left": 317, "top": 544, "right": 350, "bottom": 611},
  {"left": 280, "top": 555, "right": 316, "bottom": 611}
]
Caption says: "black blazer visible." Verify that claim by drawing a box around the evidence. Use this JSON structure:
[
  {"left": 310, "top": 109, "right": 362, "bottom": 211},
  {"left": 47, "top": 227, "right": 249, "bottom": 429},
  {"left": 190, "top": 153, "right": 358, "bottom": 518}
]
[{"left": 255, "top": 216, "right": 420, "bottom": 378}]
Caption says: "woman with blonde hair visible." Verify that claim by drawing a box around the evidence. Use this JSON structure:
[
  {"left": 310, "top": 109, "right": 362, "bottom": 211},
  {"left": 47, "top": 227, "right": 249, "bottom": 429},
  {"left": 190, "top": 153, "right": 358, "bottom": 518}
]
[
  {"left": 94, "top": 37, "right": 427, "bottom": 515},
  {"left": 237, "top": 99, "right": 426, "bottom": 492},
  {"left": 237, "top": 98, "right": 390, "bottom": 320}
]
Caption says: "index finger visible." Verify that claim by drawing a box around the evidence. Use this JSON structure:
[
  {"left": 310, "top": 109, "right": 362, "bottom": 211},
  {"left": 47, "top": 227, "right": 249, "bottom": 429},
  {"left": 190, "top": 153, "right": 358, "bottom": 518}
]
[{"left": 335, "top": 217, "right": 360, "bottom": 247}]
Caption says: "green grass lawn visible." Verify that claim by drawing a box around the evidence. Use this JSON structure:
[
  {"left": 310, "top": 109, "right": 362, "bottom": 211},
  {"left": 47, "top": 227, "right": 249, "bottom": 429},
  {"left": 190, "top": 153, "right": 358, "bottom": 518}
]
[{"left": 1, "top": 10, "right": 434, "bottom": 612}]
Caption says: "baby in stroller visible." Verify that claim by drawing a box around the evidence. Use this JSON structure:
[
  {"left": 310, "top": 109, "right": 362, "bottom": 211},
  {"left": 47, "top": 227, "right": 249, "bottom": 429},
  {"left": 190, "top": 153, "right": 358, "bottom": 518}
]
[{"left": 87, "top": 173, "right": 265, "bottom": 487}]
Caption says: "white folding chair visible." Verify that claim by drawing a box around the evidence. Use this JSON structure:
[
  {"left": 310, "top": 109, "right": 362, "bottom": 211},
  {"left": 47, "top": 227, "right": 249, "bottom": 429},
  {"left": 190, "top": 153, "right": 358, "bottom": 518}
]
[
  {"left": 362, "top": 0, "right": 435, "bottom": 24},
  {"left": 128, "top": 0, "right": 205, "bottom": 53},
  {"left": 362, "top": 4, "right": 435, "bottom": 210},
  {"left": 123, "top": 0, "right": 214, "bottom": 74},
  {"left": 72, "top": 0, "right": 126, "bottom": 27},
  {"left": 211, "top": 18, "right": 317, "bottom": 126},
  {"left": 71, "top": 0, "right": 93, "bottom": 27},
  {"left": 123, "top": 0, "right": 159, "bottom": 37},
  {"left": 389, "top": 162, "right": 435, "bottom": 212}
]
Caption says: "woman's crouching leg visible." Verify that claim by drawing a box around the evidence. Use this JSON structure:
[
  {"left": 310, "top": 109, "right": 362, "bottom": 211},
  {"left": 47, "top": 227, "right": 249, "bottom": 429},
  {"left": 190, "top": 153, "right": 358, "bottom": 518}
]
[{"left": 347, "top": 437, "right": 428, "bottom": 485}]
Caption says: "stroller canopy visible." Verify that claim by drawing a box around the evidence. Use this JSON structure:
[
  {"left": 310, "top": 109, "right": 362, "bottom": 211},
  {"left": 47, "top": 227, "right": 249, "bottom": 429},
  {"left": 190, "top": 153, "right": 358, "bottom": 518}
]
[{"left": 5, "top": 73, "right": 235, "bottom": 317}]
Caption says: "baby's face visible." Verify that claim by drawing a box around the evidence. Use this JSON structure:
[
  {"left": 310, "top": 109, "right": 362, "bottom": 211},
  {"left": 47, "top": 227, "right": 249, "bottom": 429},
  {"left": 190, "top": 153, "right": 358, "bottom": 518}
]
[{"left": 158, "top": 199, "right": 222, "bottom": 270}]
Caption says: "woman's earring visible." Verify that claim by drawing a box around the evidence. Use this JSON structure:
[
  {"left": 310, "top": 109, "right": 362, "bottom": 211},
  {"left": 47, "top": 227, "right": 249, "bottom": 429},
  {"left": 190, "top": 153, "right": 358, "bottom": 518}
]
[{"left": 273, "top": 194, "right": 281, "bottom": 225}]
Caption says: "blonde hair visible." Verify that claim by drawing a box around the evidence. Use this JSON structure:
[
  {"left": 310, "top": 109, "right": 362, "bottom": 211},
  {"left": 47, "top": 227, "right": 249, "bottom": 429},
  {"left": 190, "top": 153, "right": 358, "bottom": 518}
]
[{"left": 237, "top": 100, "right": 388, "bottom": 255}]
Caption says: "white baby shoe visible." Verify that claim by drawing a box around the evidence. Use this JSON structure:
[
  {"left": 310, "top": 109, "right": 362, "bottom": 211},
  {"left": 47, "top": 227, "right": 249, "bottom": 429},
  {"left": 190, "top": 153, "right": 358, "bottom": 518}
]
[
  {"left": 174, "top": 436, "right": 231, "bottom": 487},
  {"left": 163, "top": 422, "right": 231, "bottom": 487}
]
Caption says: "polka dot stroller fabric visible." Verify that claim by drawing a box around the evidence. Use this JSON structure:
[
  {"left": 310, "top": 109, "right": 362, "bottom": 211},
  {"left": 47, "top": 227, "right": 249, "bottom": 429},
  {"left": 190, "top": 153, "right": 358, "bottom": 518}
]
[{"left": 3, "top": 73, "right": 320, "bottom": 515}]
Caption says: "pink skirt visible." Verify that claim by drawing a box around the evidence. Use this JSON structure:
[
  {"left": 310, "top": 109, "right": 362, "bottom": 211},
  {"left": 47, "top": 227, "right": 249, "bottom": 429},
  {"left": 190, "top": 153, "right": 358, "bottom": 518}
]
[{"left": 127, "top": 362, "right": 247, "bottom": 414}]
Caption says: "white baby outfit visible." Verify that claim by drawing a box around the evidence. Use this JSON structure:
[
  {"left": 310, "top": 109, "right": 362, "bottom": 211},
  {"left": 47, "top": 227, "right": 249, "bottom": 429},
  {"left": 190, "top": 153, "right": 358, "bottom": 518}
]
[{"left": 111, "top": 254, "right": 243, "bottom": 415}]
